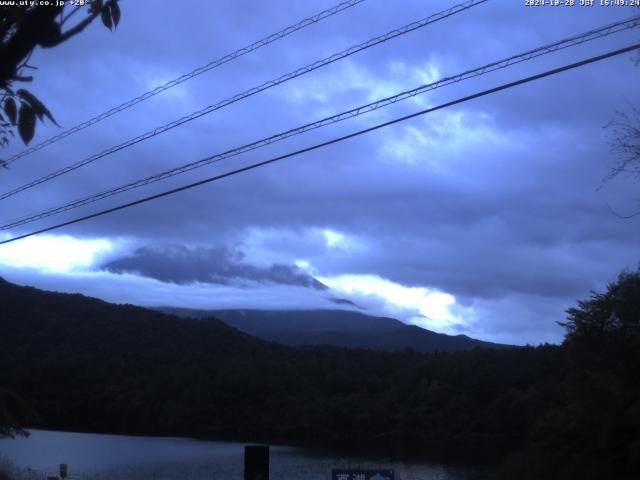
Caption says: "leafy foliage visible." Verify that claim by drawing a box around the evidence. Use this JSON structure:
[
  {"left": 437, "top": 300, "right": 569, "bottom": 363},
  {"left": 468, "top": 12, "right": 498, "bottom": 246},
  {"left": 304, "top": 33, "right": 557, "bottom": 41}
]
[
  {"left": 0, "top": 388, "right": 31, "bottom": 439},
  {"left": 561, "top": 269, "right": 640, "bottom": 341},
  {"left": 0, "top": 1, "right": 120, "bottom": 147}
]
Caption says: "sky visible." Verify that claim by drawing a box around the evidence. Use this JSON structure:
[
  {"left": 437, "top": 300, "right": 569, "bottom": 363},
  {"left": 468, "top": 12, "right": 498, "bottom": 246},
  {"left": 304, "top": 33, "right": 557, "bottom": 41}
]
[{"left": 1, "top": 0, "right": 639, "bottom": 345}]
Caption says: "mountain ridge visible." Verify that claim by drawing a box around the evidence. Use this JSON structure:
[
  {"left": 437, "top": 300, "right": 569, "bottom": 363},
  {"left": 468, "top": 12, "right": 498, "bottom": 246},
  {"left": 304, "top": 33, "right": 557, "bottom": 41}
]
[
  {"left": 0, "top": 278, "right": 284, "bottom": 362},
  {"left": 158, "top": 307, "right": 509, "bottom": 352}
]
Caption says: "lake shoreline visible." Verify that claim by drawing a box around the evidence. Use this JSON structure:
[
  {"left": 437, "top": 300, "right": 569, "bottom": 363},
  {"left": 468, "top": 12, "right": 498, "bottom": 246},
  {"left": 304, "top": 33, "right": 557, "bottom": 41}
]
[
  {"left": 14, "top": 423, "right": 509, "bottom": 468},
  {"left": 0, "top": 429, "right": 493, "bottom": 480}
]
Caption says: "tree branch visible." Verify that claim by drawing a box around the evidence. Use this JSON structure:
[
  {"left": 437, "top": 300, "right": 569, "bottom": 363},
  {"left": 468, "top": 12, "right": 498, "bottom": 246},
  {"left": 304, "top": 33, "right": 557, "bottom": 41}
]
[
  {"left": 606, "top": 202, "right": 640, "bottom": 219},
  {"left": 59, "top": 5, "right": 82, "bottom": 27},
  {"left": 58, "top": 1, "right": 115, "bottom": 43},
  {"left": 0, "top": 6, "right": 62, "bottom": 85}
]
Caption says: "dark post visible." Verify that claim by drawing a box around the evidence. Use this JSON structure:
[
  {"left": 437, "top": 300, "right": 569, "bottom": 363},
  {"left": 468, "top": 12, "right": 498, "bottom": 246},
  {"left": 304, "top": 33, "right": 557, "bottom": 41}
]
[{"left": 244, "top": 445, "right": 269, "bottom": 480}]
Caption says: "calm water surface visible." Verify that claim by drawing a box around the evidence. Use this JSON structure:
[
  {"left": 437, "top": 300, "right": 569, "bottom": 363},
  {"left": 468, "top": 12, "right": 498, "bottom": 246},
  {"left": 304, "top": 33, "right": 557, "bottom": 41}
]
[{"left": 0, "top": 430, "right": 491, "bottom": 480}]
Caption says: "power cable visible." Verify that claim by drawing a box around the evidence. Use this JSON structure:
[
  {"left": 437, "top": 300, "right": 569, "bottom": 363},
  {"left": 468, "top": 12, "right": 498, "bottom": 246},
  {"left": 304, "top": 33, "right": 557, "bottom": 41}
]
[
  {"left": 2, "top": 0, "right": 367, "bottom": 166},
  {"left": 2, "top": 15, "right": 638, "bottom": 230},
  {"left": 0, "top": 0, "right": 488, "bottom": 201},
  {"left": 2, "top": 42, "right": 637, "bottom": 246}
]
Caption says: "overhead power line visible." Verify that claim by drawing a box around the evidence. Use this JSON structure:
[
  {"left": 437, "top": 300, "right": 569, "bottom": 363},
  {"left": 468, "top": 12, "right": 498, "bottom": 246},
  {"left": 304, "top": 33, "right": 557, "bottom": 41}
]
[
  {"left": 2, "top": 42, "right": 638, "bottom": 247},
  {"left": 2, "top": 0, "right": 366, "bottom": 166},
  {"left": 2, "top": 14, "right": 639, "bottom": 231},
  {"left": 0, "top": 0, "right": 488, "bottom": 201}
]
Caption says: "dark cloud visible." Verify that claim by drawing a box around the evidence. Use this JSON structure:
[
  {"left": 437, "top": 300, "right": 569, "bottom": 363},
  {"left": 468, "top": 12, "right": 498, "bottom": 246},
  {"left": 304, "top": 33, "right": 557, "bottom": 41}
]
[
  {"left": 1, "top": 0, "right": 639, "bottom": 344},
  {"left": 103, "top": 244, "right": 327, "bottom": 290},
  {"left": 329, "top": 297, "right": 365, "bottom": 309}
]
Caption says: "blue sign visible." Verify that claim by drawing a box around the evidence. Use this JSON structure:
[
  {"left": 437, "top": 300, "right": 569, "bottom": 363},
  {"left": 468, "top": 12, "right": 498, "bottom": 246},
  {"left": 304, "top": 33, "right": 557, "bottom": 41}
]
[{"left": 331, "top": 469, "right": 394, "bottom": 480}]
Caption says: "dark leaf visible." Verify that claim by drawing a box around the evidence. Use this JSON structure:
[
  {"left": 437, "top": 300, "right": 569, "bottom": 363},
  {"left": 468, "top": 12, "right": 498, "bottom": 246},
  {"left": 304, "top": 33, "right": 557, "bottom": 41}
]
[
  {"left": 89, "top": 0, "right": 103, "bottom": 14},
  {"left": 16, "top": 89, "right": 59, "bottom": 126},
  {"left": 4, "top": 97, "right": 17, "bottom": 124},
  {"left": 6, "top": 6, "right": 27, "bottom": 23},
  {"left": 16, "top": 90, "right": 43, "bottom": 116},
  {"left": 18, "top": 103, "right": 36, "bottom": 144},
  {"left": 101, "top": 6, "right": 112, "bottom": 30},
  {"left": 110, "top": 1, "right": 120, "bottom": 27}
]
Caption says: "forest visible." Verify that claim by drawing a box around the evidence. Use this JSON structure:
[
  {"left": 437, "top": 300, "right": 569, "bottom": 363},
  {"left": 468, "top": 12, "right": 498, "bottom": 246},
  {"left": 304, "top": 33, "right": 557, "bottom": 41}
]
[{"left": 0, "top": 271, "right": 639, "bottom": 480}]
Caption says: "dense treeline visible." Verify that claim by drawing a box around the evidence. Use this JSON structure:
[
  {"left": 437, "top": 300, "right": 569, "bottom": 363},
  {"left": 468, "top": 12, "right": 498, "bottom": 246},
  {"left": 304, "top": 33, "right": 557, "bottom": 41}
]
[{"left": 0, "top": 273, "right": 639, "bottom": 479}]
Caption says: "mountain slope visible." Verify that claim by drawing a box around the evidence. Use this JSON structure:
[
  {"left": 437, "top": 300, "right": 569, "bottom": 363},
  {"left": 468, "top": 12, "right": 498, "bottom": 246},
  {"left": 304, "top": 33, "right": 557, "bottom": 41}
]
[
  {"left": 160, "top": 308, "right": 507, "bottom": 352},
  {"left": 0, "top": 278, "right": 635, "bottom": 475},
  {"left": 0, "top": 276, "right": 589, "bottom": 469},
  {"left": 0, "top": 277, "right": 283, "bottom": 362}
]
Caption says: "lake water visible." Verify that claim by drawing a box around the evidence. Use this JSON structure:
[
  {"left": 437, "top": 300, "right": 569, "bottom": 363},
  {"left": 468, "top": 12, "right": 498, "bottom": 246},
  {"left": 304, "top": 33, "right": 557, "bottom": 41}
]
[{"left": 0, "top": 430, "right": 491, "bottom": 480}]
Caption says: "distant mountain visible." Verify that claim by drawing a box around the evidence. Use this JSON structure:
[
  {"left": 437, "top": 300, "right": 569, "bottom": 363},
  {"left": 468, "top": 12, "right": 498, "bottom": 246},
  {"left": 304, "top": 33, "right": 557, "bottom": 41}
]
[
  {"left": 4, "top": 276, "right": 618, "bottom": 473},
  {"left": 1, "top": 277, "right": 521, "bottom": 445},
  {"left": 159, "top": 308, "right": 508, "bottom": 352},
  {"left": 0, "top": 277, "right": 281, "bottom": 362}
]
